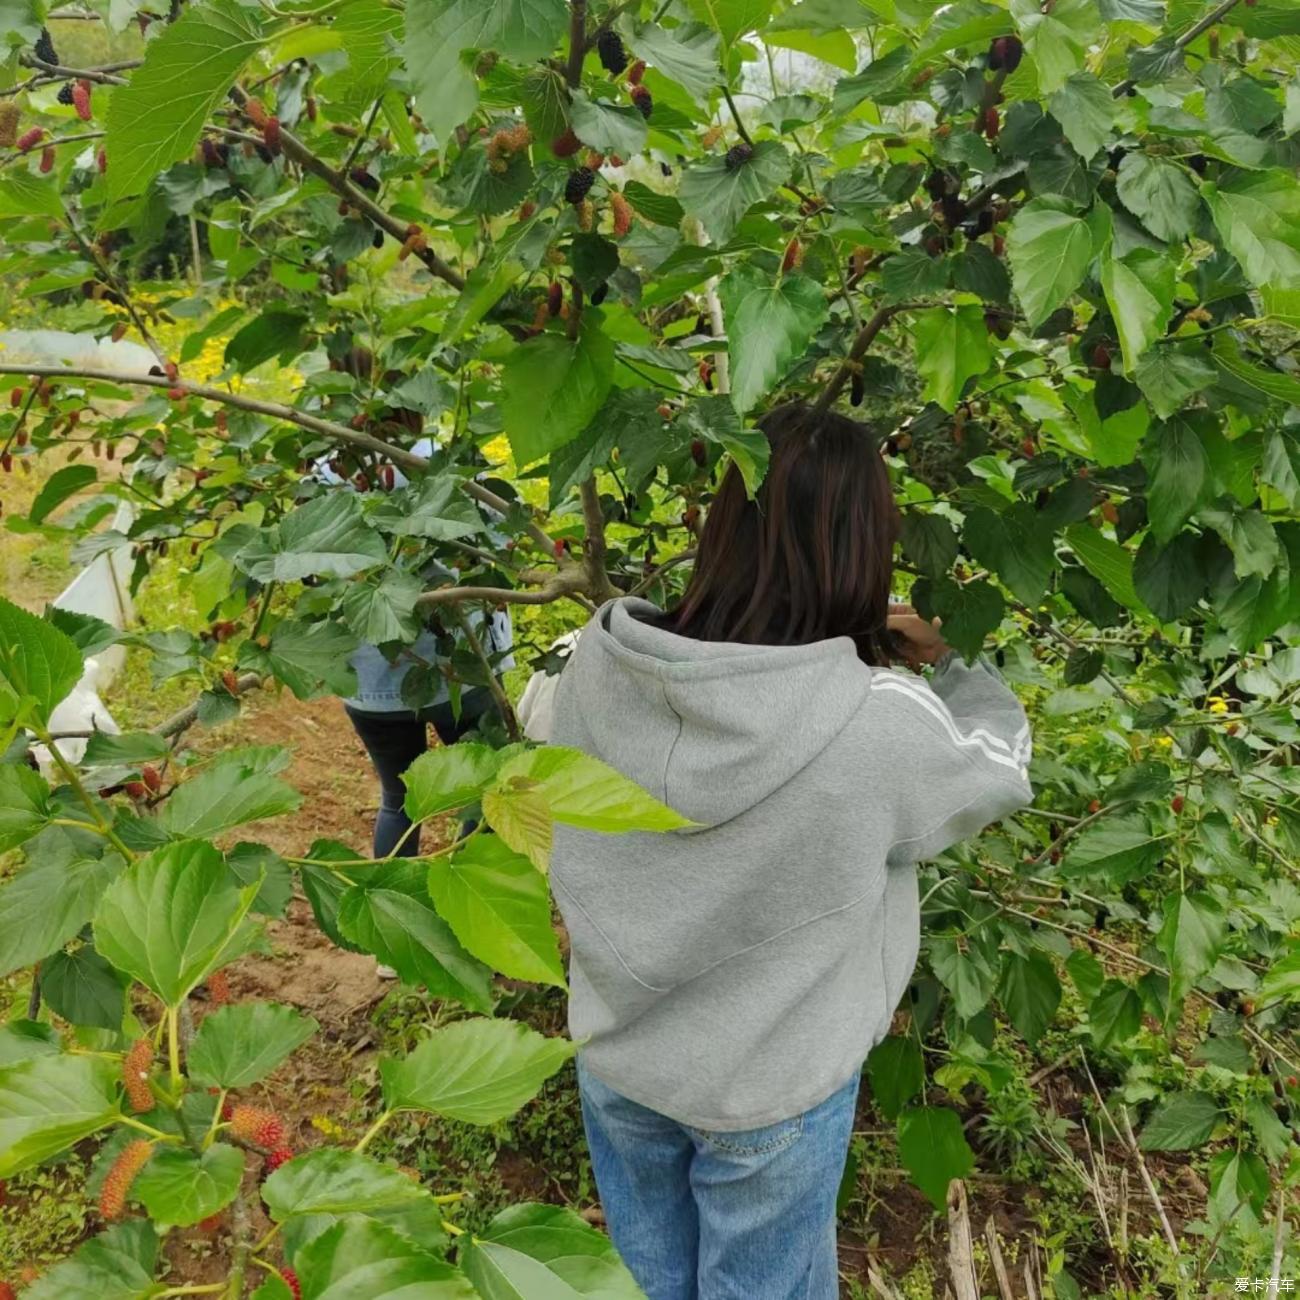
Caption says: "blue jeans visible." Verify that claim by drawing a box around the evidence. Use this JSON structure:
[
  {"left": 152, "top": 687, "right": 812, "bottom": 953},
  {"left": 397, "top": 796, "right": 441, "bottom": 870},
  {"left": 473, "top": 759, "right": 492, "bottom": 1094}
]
[{"left": 578, "top": 1059, "right": 858, "bottom": 1300}]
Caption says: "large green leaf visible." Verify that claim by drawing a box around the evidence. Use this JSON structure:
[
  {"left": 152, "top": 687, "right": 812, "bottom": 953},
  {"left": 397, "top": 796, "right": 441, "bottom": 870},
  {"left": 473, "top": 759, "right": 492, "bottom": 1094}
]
[
  {"left": 403, "top": 743, "right": 507, "bottom": 822},
  {"left": 461, "top": 1203, "right": 644, "bottom": 1300},
  {"left": 1133, "top": 532, "right": 1204, "bottom": 622},
  {"left": 1063, "top": 816, "right": 1163, "bottom": 884},
  {"left": 1134, "top": 347, "right": 1217, "bottom": 420},
  {"left": 679, "top": 140, "right": 792, "bottom": 244},
  {"left": 367, "top": 476, "right": 485, "bottom": 542},
  {"left": 104, "top": 0, "right": 266, "bottom": 204},
  {"left": 24, "top": 1221, "right": 160, "bottom": 1300},
  {"left": 998, "top": 951, "right": 1061, "bottom": 1046},
  {"left": 0, "top": 596, "right": 84, "bottom": 730},
  {"left": 1047, "top": 72, "right": 1114, "bottom": 160},
  {"left": 1115, "top": 154, "right": 1201, "bottom": 244},
  {"left": 685, "top": 0, "right": 772, "bottom": 45},
  {"left": 623, "top": 18, "right": 719, "bottom": 99},
  {"left": 404, "top": 0, "right": 568, "bottom": 141},
  {"left": 963, "top": 504, "right": 1054, "bottom": 607},
  {"left": 28, "top": 465, "right": 98, "bottom": 526},
  {"left": 0, "top": 760, "right": 50, "bottom": 852},
  {"left": 912, "top": 305, "right": 993, "bottom": 413},
  {"left": 1158, "top": 892, "right": 1226, "bottom": 1009},
  {"left": 40, "top": 944, "right": 128, "bottom": 1031},
  {"left": 188, "top": 1002, "right": 319, "bottom": 1089},
  {"left": 239, "top": 619, "right": 361, "bottom": 700},
  {"left": 1143, "top": 417, "right": 1209, "bottom": 543},
  {"left": 866, "top": 1035, "right": 924, "bottom": 1121},
  {"left": 1101, "top": 248, "right": 1175, "bottom": 375},
  {"left": 337, "top": 887, "right": 494, "bottom": 1011},
  {"left": 501, "top": 322, "right": 616, "bottom": 467},
  {"left": 568, "top": 91, "right": 648, "bottom": 158},
  {"left": 263, "top": 1146, "right": 438, "bottom": 1224},
  {"left": 493, "top": 746, "right": 694, "bottom": 833},
  {"left": 294, "top": 1216, "right": 475, "bottom": 1299},
  {"left": 1064, "top": 524, "right": 1142, "bottom": 611},
  {"left": 1009, "top": 0, "right": 1100, "bottom": 93},
  {"left": 719, "top": 265, "right": 828, "bottom": 416},
  {"left": 235, "top": 494, "right": 388, "bottom": 583},
  {"left": 897, "top": 1106, "right": 975, "bottom": 1210},
  {"left": 340, "top": 572, "right": 425, "bottom": 646},
  {"left": 0, "top": 1053, "right": 119, "bottom": 1176},
  {"left": 0, "top": 849, "right": 124, "bottom": 980},
  {"left": 910, "top": 576, "right": 1004, "bottom": 662},
  {"left": 1139, "top": 1091, "right": 1221, "bottom": 1150},
  {"left": 93, "top": 840, "right": 262, "bottom": 1007},
  {"left": 157, "top": 750, "right": 301, "bottom": 839},
  {"left": 1202, "top": 169, "right": 1300, "bottom": 290},
  {"left": 380, "top": 1018, "right": 575, "bottom": 1124},
  {"left": 1006, "top": 200, "right": 1094, "bottom": 329},
  {"left": 133, "top": 1143, "right": 244, "bottom": 1229},
  {"left": 428, "top": 835, "right": 566, "bottom": 987},
  {"left": 1259, "top": 948, "right": 1300, "bottom": 1005}
]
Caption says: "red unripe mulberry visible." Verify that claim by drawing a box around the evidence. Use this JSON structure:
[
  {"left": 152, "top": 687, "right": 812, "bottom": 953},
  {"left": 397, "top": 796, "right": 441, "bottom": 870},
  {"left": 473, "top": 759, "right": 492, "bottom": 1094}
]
[
  {"left": 16, "top": 126, "right": 44, "bottom": 153},
  {"left": 221, "top": 669, "right": 240, "bottom": 695},
  {"left": 8, "top": 387, "right": 21, "bottom": 407},
  {"left": 629, "top": 84, "right": 652, "bottom": 119},
  {"left": 264, "top": 1146, "right": 294, "bottom": 1173},
  {"left": 627, "top": 59, "right": 646, "bottom": 85},
  {"left": 167, "top": 386, "right": 186, "bottom": 401},
  {"left": 262, "top": 117, "right": 282, "bottom": 155},
  {"left": 690, "top": 439, "right": 706, "bottom": 467},
  {"left": 281, "top": 1268, "right": 302, "bottom": 1300},
  {"left": 611, "top": 191, "right": 633, "bottom": 237},
  {"left": 73, "top": 80, "right": 92, "bottom": 120},
  {"left": 39, "top": 145, "right": 55, "bottom": 173},
  {"left": 243, "top": 98, "right": 269, "bottom": 129},
  {"left": 229, "top": 1104, "right": 285, "bottom": 1149},
  {"left": 1170, "top": 795, "right": 1184, "bottom": 814},
  {"left": 0, "top": 1281, "right": 15, "bottom": 1300},
  {"left": 982, "top": 107, "right": 999, "bottom": 139},
  {"left": 122, "top": 1037, "right": 154, "bottom": 1112},
  {"left": 96, "top": 147, "right": 107, "bottom": 174},
  {"left": 551, "top": 128, "right": 581, "bottom": 158},
  {"left": 781, "top": 238, "right": 802, "bottom": 272},
  {"left": 547, "top": 281, "right": 563, "bottom": 317},
  {"left": 99, "top": 1140, "right": 153, "bottom": 1221}
]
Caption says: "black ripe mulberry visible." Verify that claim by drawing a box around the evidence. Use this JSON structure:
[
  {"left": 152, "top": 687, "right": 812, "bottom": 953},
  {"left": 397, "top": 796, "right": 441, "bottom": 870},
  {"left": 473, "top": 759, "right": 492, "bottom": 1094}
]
[
  {"left": 34, "top": 27, "right": 58, "bottom": 64},
  {"left": 629, "top": 84, "right": 652, "bottom": 119},
  {"left": 590, "top": 281, "right": 609, "bottom": 305},
  {"left": 724, "top": 142, "right": 753, "bottom": 172},
  {"left": 372, "top": 226, "right": 384, "bottom": 249},
  {"left": 58, "top": 82, "right": 74, "bottom": 105},
  {"left": 597, "top": 29, "right": 627, "bottom": 75},
  {"left": 565, "top": 166, "right": 595, "bottom": 205},
  {"left": 349, "top": 166, "right": 380, "bottom": 193}
]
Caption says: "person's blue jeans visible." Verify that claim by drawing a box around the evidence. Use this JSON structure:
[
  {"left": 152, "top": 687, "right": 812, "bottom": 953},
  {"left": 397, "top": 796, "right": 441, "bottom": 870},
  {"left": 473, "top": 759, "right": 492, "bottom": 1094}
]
[{"left": 578, "top": 1058, "right": 858, "bottom": 1300}]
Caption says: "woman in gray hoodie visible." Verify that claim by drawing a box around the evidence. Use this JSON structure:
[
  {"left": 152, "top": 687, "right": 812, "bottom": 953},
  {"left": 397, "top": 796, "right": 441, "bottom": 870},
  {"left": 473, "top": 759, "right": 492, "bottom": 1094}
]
[{"left": 544, "top": 401, "right": 1032, "bottom": 1300}]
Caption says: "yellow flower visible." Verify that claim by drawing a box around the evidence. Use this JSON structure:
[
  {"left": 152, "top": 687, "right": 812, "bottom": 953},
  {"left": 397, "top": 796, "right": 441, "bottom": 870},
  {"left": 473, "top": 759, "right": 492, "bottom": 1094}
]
[
  {"left": 1154, "top": 735, "right": 1173, "bottom": 749},
  {"left": 310, "top": 1114, "right": 348, "bottom": 1139},
  {"left": 1208, "top": 698, "right": 1229, "bottom": 715}
]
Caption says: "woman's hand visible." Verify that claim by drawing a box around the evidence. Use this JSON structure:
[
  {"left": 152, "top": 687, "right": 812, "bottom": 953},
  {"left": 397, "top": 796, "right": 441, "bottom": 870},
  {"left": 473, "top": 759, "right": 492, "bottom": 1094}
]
[{"left": 886, "top": 604, "right": 950, "bottom": 669}]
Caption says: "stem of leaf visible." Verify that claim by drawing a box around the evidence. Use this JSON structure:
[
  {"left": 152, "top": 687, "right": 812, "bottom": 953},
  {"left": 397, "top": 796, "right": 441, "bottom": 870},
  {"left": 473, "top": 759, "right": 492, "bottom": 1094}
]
[
  {"left": 353, "top": 1108, "right": 393, "bottom": 1153},
  {"left": 167, "top": 1005, "right": 182, "bottom": 1090}
]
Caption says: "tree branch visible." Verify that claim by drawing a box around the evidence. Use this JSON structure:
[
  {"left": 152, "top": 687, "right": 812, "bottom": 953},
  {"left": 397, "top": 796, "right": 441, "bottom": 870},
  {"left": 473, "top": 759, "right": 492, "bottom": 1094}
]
[
  {"left": 448, "top": 606, "right": 521, "bottom": 742},
  {"left": 1112, "top": 0, "right": 1241, "bottom": 97},
  {"left": 226, "top": 85, "right": 467, "bottom": 295},
  {"left": 414, "top": 568, "right": 589, "bottom": 611},
  {"left": 580, "top": 478, "right": 618, "bottom": 604},
  {"left": 19, "top": 55, "right": 134, "bottom": 85},
  {"left": 811, "top": 303, "right": 915, "bottom": 417},
  {"left": 565, "top": 0, "right": 588, "bottom": 87},
  {"left": 0, "top": 361, "right": 561, "bottom": 555}
]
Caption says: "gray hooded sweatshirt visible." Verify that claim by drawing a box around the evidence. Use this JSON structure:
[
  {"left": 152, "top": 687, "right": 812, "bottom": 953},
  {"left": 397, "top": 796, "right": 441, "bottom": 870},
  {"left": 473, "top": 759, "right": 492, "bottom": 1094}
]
[{"left": 548, "top": 598, "right": 1032, "bottom": 1131}]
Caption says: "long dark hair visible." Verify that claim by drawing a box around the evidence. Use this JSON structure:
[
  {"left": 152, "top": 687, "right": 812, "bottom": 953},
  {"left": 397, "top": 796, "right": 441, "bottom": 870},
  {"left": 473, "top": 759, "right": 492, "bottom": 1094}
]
[{"left": 658, "top": 401, "right": 899, "bottom": 665}]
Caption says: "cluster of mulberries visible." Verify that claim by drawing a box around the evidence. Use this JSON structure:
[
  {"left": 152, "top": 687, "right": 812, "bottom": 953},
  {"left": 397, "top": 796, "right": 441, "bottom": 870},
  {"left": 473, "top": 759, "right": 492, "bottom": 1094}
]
[
  {"left": 99, "top": 1140, "right": 153, "bottom": 1221},
  {"left": 597, "top": 29, "right": 627, "bottom": 75},
  {"left": 122, "top": 1037, "right": 154, "bottom": 1113},
  {"left": 564, "top": 166, "right": 595, "bottom": 205},
  {"left": 486, "top": 121, "right": 531, "bottom": 174},
  {"left": 229, "top": 1104, "right": 285, "bottom": 1149}
]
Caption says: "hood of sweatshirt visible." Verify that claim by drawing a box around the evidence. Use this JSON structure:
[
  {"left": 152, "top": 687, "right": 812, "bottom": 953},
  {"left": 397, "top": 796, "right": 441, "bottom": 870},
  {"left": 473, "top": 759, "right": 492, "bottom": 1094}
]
[{"left": 557, "top": 598, "right": 872, "bottom": 831}]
